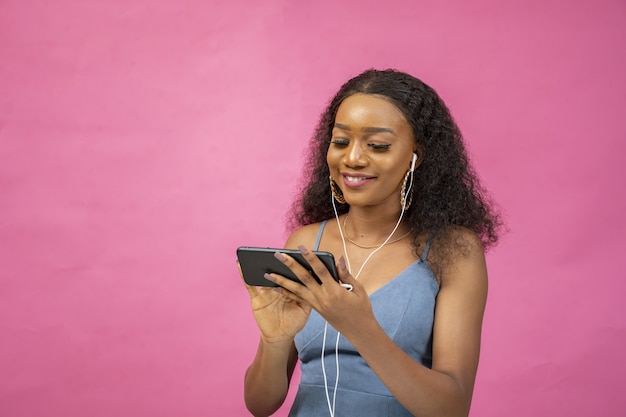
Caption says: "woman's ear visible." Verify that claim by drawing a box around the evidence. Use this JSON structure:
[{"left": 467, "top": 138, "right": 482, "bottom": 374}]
[{"left": 411, "top": 146, "right": 424, "bottom": 171}]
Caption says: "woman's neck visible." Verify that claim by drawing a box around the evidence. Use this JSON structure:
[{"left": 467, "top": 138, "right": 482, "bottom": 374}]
[{"left": 343, "top": 207, "right": 409, "bottom": 245}]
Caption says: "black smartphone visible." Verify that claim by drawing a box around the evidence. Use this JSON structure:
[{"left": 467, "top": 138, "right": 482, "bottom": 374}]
[{"left": 236, "top": 246, "right": 339, "bottom": 287}]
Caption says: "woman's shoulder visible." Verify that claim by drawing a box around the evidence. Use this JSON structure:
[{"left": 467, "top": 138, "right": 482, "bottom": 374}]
[
  {"left": 284, "top": 221, "right": 329, "bottom": 250},
  {"left": 430, "top": 226, "right": 484, "bottom": 257},
  {"left": 431, "top": 227, "right": 487, "bottom": 286}
]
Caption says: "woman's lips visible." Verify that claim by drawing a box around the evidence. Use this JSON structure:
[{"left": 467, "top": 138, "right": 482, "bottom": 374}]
[{"left": 342, "top": 174, "right": 375, "bottom": 187}]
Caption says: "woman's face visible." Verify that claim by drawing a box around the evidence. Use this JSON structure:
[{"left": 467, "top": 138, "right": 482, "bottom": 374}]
[{"left": 327, "top": 93, "right": 418, "bottom": 210}]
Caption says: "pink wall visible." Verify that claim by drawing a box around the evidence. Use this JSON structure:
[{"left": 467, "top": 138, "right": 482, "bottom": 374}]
[{"left": 1, "top": 0, "right": 624, "bottom": 416}]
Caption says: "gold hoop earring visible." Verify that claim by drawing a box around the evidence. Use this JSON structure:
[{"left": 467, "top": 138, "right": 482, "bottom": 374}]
[
  {"left": 329, "top": 175, "right": 346, "bottom": 204},
  {"left": 400, "top": 170, "right": 414, "bottom": 209}
]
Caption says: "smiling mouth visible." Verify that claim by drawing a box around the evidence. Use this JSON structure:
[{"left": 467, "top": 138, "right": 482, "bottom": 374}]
[
  {"left": 345, "top": 175, "right": 369, "bottom": 182},
  {"left": 342, "top": 174, "right": 375, "bottom": 186}
]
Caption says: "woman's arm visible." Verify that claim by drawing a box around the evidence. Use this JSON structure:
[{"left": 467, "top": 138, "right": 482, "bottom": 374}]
[
  {"left": 242, "top": 226, "right": 319, "bottom": 416},
  {"left": 244, "top": 338, "right": 299, "bottom": 417}
]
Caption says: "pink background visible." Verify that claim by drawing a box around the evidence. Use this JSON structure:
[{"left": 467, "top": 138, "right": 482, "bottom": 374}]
[{"left": 1, "top": 0, "right": 624, "bottom": 416}]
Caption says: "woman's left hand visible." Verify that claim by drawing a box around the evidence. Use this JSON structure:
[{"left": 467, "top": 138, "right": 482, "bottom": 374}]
[{"left": 265, "top": 245, "right": 374, "bottom": 336}]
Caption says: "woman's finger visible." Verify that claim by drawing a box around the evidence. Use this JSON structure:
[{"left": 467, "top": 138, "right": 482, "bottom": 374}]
[
  {"left": 263, "top": 272, "right": 317, "bottom": 307},
  {"left": 295, "top": 245, "right": 338, "bottom": 288},
  {"left": 272, "top": 251, "right": 319, "bottom": 289},
  {"left": 336, "top": 255, "right": 360, "bottom": 292}
]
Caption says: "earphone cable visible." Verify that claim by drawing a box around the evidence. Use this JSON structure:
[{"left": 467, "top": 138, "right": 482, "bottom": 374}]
[{"left": 321, "top": 169, "right": 414, "bottom": 416}]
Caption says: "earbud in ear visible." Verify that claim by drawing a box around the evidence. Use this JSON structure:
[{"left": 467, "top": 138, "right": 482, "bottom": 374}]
[{"left": 410, "top": 153, "right": 418, "bottom": 171}]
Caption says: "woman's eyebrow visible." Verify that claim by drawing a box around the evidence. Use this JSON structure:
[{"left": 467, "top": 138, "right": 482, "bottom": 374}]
[{"left": 333, "top": 123, "right": 396, "bottom": 135}]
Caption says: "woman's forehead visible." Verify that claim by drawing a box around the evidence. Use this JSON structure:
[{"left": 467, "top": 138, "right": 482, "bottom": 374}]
[{"left": 335, "top": 94, "right": 408, "bottom": 128}]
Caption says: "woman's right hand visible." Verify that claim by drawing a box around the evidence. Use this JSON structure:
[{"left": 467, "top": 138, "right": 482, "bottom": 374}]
[{"left": 240, "top": 264, "right": 312, "bottom": 343}]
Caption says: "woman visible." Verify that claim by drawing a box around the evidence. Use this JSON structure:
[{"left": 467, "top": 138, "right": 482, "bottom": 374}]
[{"left": 242, "top": 69, "right": 500, "bottom": 417}]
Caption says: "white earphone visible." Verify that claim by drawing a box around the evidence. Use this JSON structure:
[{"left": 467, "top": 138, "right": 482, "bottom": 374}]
[{"left": 410, "top": 152, "right": 418, "bottom": 172}]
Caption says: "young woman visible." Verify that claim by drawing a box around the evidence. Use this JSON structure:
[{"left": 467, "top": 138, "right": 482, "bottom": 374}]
[{"left": 242, "top": 69, "right": 501, "bottom": 417}]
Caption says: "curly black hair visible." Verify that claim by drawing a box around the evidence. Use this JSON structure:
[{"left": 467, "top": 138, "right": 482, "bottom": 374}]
[{"left": 288, "top": 69, "right": 501, "bottom": 261}]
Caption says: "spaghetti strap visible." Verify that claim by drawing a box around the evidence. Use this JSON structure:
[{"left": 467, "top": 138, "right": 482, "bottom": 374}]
[
  {"left": 313, "top": 220, "right": 328, "bottom": 251},
  {"left": 420, "top": 235, "right": 433, "bottom": 261}
]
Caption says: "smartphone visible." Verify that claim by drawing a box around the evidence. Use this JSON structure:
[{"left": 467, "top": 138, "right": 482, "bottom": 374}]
[{"left": 236, "top": 246, "right": 339, "bottom": 287}]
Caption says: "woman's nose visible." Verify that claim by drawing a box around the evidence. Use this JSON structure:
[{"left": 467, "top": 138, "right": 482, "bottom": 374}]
[{"left": 345, "top": 143, "right": 367, "bottom": 167}]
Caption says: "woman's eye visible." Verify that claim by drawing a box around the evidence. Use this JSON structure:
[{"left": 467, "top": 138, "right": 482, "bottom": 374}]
[
  {"left": 368, "top": 143, "right": 391, "bottom": 151},
  {"left": 330, "top": 139, "right": 349, "bottom": 147}
]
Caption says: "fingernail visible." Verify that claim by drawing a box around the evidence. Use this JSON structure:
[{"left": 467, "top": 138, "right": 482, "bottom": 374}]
[
  {"left": 274, "top": 252, "right": 287, "bottom": 262},
  {"left": 264, "top": 273, "right": 276, "bottom": 282},
  {"left": 298, "top": 245, "right": 309, "bottom": 254},
  {"left": 339, "top": 256, "right": 347, "bottom": 272}
]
